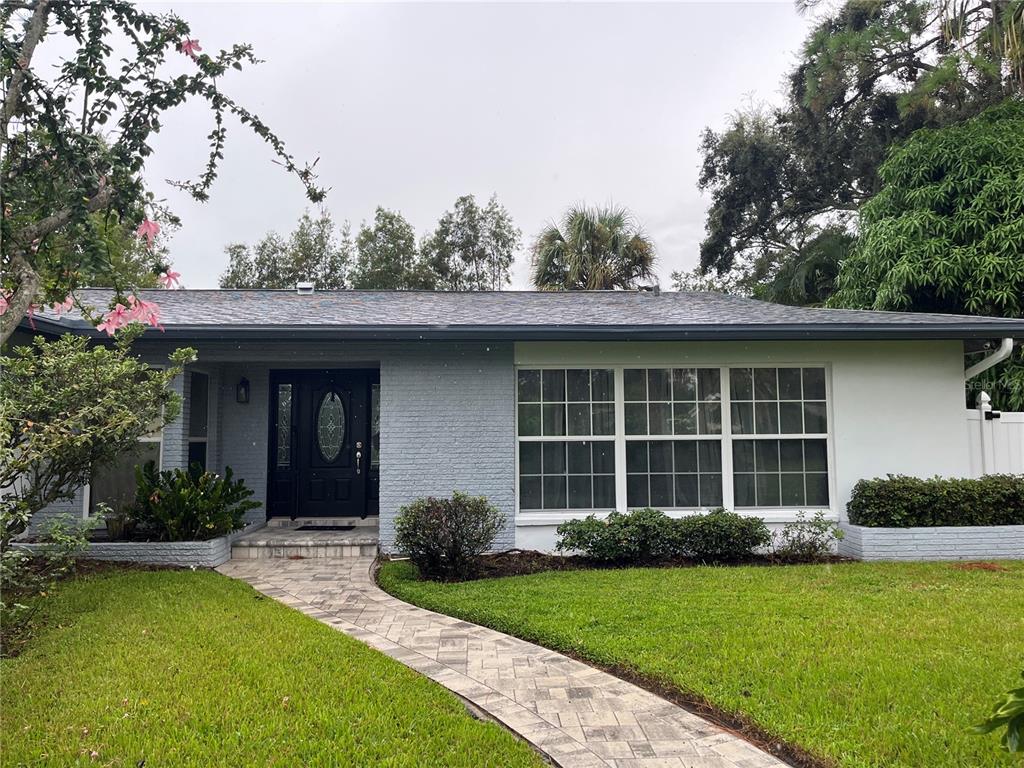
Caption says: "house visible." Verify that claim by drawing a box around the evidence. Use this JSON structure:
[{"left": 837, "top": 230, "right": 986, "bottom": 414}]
[{"left": 24, "top": 288, "right": 1024, "bottom": 553}]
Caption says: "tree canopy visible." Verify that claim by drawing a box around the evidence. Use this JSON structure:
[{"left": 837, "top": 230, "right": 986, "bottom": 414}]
[
  {"left": 696, "top": 0, "right": 1022, "bottom": 296},
  {"left": 829, "top": 100, "right": 1024, "bottom": 316},
  {"left": 531, "top": 205, "right": 656, "bottom": 291},
  {"left": 219, "top": 211, "right": 352, "bottom": 289},
  {"left": 0, "top": 0, "right": 323, "bottom": 343},
  {"left": 420, "top": 195, "right": 521, "bottom": 290},
  {"left": 349, "top": 208, "right": 434, "bottom": 290}
]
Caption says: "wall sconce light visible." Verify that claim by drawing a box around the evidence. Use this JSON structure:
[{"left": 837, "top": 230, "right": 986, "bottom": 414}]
[{"left": 236, "top": 377, "right": 250, "bottom": 404}]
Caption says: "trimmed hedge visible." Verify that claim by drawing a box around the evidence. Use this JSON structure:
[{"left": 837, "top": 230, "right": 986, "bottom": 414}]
[
  {"left": 556, "top": 507, "right": 770, "bottom": 564},
  {"left": 847, "top": 474, "right": 1024, "bottom": 527}
]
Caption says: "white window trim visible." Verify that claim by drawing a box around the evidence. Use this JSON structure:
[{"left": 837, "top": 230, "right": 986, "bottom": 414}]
[{"left": 514, "top": 363, "right": 836, "bottom": 521}]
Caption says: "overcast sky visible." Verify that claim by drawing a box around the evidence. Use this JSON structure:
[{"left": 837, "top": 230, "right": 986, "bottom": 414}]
[{"left": 138, "top": 1, "right": 814, "bottom": 289}]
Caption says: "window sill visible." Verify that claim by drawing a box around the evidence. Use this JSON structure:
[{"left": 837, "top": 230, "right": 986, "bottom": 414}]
[{"left": 515, "top": 508, "right": 836, "bottom": 526}]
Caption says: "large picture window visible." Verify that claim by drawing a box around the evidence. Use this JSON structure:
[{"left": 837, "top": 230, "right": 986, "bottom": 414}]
[{"left": 516, "top": 364, "right": 831, "bottom": 515}]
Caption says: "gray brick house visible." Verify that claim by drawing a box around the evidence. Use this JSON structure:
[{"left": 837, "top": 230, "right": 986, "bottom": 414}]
[{"left": 26, "top": 288, "right": 1023, "bottom": 553}]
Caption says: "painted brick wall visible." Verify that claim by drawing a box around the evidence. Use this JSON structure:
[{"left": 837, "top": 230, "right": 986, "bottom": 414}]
[
  {"left": 216, "top": 363, "right": 271, "bottom": 523},
  {"left": 378, "top": 343, "right": 516, "bottom": 552},
  {"left": 839, "top": 523, "right": 1024, "bottom": 560}
]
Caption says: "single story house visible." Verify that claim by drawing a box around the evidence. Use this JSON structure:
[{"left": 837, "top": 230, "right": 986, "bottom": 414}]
[{"left": 24, "top": 288, "right": 1024, "bottom": 552}]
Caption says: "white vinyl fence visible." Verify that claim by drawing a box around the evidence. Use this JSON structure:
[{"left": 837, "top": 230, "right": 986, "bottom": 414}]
[{"left": 966, "top": 392, "right": 1024, "bottom": 476}]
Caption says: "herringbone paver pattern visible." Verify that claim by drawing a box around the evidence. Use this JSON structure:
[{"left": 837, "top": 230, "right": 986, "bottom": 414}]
[{"left": 217, "top": 558, "right": 787, "bottom": 768}]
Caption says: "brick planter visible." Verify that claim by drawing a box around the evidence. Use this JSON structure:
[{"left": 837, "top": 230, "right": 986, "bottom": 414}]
[
  {"left": 19, "top": 522, "right": 265, "bottom": 568},
  {"left": 838, "top": 523, "right": 1024, "bottom": 561}
]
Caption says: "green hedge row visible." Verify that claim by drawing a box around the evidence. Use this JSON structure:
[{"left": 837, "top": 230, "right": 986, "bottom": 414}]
[{"left": 847, "top": 474, "right": 1024, "bottom": 527}]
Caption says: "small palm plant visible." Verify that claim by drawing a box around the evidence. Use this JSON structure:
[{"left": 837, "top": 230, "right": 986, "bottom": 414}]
[
  {"left": 531, "top": 204, "right": 656, "bottom": 290},
  {"left": 972, "top": 672, "right": 1024, "bottom": 753}
]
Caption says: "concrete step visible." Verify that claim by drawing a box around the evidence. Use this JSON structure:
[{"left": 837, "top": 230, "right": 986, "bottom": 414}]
[
  {"left": 266, "top": 516, "right": 378, "bottom": 529},
  {"left": 231, "top": 527, "right": 379, "bottom": 560},
  {"left": 231, "top": 542, "right": 378, "bottom": 559}
]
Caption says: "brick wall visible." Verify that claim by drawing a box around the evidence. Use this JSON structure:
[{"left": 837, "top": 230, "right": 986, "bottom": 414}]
[
  {"left": 839, "top": 523, "right": 1024, "bottom": 560},
  {"left": 378, "top": 343, "right": 516, "bottom": 552}
]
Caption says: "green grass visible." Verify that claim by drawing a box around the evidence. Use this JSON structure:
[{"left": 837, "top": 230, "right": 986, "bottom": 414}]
[
  {"left": 1, "top": 569, "right": 544, "bottom": 768},
  {"left": 378, "top": 560, "right": 1024, "bottom": 768}
]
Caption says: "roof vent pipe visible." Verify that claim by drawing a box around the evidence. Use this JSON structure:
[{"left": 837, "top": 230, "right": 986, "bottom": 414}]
[
  {"left": 965, "top": 337, "right": 1014, "bottom": 380},
  {"left": 296, "top": 281, "right": 315, "bottom": 295}
]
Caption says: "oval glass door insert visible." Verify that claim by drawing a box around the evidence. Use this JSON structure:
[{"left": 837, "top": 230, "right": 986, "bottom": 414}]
[{"left": 316, "top": 391, "right": 345, "bottom": 461}]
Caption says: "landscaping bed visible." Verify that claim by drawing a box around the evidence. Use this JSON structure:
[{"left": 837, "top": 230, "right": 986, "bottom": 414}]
[
  {"left": 18, "top": 521, "right": 263, "bottom": 568},
  {"left": 0, "top": 568, "right": 544, "bottom": 768},
  {"left": 378, "top": 559, "right": 1024, "bottom": 768}
]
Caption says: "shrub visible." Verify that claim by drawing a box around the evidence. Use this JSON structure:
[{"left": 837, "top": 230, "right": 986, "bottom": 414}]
[
  {"left": 394, "top": 492, "right": 505, "bottom": 581},
  {"left": 847, "top": 474, "right": 1024, "bottom": 527},
  {"left": 556, "top": 508, "right": 677, "bottom": 563},
  {"left": 133, "top": 462, "right": 259, "bottom": 541},
  {"left": 772, "top": 511, "right": 844, "bottom": 563},
  {"left": 0, "top": 330, "right": 194, "bottom": 548},
  {"left": 675, "top": 508, "right": 770, "bottom": 563}
]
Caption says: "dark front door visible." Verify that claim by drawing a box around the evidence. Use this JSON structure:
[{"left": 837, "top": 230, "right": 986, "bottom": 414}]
[{"left": 268, "top": 370, "right": 378, "bottom": 519}]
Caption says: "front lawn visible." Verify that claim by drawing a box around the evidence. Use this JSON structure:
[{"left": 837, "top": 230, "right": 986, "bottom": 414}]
[
  {"left": 1, "top": 569, "right": 544, "bottom": 768},
  {"left": 378, "top": 560, "right": 1024, "bottom": 768}
]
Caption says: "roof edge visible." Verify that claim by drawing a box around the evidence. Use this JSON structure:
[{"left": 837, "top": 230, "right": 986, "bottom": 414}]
[{"left": 20, "top": 319, "right": 1023, "bottom": 342}]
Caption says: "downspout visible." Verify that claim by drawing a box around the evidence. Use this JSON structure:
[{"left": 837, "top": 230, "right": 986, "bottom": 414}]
[{"left": 965, "top": 337, "right": 1015, "bottom": 380}]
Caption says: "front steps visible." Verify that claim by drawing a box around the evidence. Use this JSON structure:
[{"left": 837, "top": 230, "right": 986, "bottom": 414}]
[{"left": 231, "top": 518, "right": 379, "bottom": 560}]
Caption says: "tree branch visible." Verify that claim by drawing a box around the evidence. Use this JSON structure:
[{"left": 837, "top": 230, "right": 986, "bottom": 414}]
[
  {"left": 1, "top": 0, "right": 50, "bottom": 144},
  {"left": 1, "top": 184, "right": 114, "bottom": 344}
]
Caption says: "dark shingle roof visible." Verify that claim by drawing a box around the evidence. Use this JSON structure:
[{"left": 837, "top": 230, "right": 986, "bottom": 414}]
[{"left": 29, "top": 289, "right": 1024, "bottom": 341}]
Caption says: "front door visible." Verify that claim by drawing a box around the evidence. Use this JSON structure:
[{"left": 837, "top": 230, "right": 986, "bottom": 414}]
[{"left": 268, "top": 370, "right": 378, "bottom": 518}]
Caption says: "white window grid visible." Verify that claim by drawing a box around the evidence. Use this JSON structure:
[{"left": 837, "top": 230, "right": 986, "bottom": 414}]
[{"left": 515, "top": 364, "right": 834, "bottom": 516}]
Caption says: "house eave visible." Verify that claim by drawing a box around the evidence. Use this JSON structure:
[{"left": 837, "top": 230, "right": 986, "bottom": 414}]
[{"left": 20, "top": 318, "right": 1024, "bottom": 342}]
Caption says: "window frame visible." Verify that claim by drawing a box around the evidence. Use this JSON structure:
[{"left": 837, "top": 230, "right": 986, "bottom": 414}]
[
  {"left": 514, "top": 362, "right": 835, "bottom": 520},
  {"left": 84, "top": 367, "right": 166, "bottom": 518},
  {"left": 187, "top": 370, "right": 211, "bottom": 470},
  {"left": 515, "top": 367, "right": 618, "bottom": 513}
]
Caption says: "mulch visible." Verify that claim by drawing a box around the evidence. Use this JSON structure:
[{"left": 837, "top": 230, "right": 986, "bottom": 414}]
[{"left": 455, "top": 549, "right": 851, "bottom": 581}]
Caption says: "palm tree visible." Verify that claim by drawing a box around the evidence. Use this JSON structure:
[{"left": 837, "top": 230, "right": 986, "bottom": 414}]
[{"left": 531, "top": 205, "right": 656, "bottom": 290}]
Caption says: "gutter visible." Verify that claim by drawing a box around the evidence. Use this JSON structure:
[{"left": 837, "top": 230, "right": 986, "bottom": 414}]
[
  {"left": 965, "top": 337, "right": 1015, "bottom": 380},
  {"left": 18, "top": 320, "right": 1024, "bottom": 343}
]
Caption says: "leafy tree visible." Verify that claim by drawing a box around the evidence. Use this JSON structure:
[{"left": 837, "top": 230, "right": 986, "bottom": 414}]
[
  {"left": 219, "top": 210, "right": 352, "bottom": 289},
  {"left": 532, "top": 205, "right": 656, "bottom": 290},
  {"left": 0, "top": 328, "right": 195, "bottom": 547},
  {"left": 349, "top": 208, "right": 434, "bottom": 290},
  {"left": 1, "top": 0, "right": 324, "bottom": 343},
  {"left": 829, "top": 99, "right": 1024, "bottom": 407},
  {"left": 420, "top": 195, "right": 521, "bottom": 290},
  {"left": 696, "top": 0, "right": 1021, "bottom": 288},
  {"left": 672, "top": 226, "right": 854, "bottom": 307}
]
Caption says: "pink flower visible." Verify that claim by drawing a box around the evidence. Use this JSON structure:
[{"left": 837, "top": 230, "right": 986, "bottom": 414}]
[
  {"left": 136, "top": 218, "right": 160, "bottom": 249},
  {"left": 96, "top": 304, "right": 130, "bottom": 336},
  {"left": 127, "top": 295, "right": 162, "bottom": 328},
  {"left": 178, "top": 38, "right": 202, "bottom": 59},
  {"left": 158, "top": 270, "right": 181, "bottom": 289},
  {"left": 51, "top": 295, "right": 74, "bottom": 317},
  {"left": 0, "top": 292, "right": 8, "bottom": 317}
]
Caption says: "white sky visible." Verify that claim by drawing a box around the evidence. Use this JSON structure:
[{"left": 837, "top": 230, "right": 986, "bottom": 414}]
[{"left": 134, "top": 1, "right": 815, "bottom": 288}]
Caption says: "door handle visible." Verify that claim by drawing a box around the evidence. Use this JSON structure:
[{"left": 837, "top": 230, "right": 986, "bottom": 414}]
[{"left": 355, "top": 449, "right": 362, "bottom": 474}]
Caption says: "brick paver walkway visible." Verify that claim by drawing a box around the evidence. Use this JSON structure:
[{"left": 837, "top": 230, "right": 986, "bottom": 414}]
[{"left": 217, "top": 557, "right": 787, "bottom": 768}]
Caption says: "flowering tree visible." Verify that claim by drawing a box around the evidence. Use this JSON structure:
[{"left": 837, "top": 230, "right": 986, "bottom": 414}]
[{"left": 0, "top": 0, "right": 326, "bottom": 343}]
